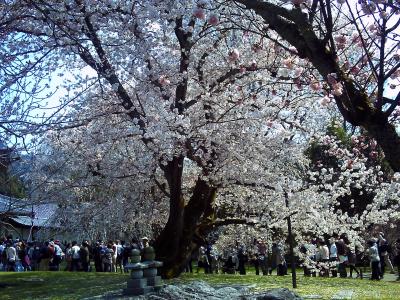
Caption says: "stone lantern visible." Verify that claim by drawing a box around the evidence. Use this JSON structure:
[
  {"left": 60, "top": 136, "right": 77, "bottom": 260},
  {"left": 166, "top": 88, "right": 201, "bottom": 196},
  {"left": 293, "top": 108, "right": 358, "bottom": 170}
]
[{"left": 123, "top": 247, "right": 163, "bottom": 296}]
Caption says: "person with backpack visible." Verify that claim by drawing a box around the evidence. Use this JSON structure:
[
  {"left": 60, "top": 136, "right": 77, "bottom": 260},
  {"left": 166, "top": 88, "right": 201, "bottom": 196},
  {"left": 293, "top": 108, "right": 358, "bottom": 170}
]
[
  {"left": 39, "top": 241, "right": 51, "bottom": 271},
  {"left": 52, "top": 241, "right": 64, "bottom": 271},
  {"left": 30, "top": 244, "right": 41, "bottom": 271},
  {"left": 70, "top": 241, "right": 81, "bottom": 271}
]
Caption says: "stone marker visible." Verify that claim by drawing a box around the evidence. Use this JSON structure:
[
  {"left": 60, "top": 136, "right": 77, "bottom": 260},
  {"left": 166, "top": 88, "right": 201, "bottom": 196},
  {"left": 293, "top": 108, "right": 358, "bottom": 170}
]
[
  {"left": 142, "top": 247, "right": 163, "bottom": 291},
  {"left": 123, "top": 247, "right": 164, "bottom": 296}
]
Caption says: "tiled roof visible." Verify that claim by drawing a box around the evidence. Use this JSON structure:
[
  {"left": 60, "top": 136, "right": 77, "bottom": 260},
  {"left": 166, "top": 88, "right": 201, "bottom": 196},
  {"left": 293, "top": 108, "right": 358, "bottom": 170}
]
[
  {"left": 0, "top": 194, "right": 57, "bottom": 227},
  {"left": 0, "top": 194, "right": 30, "bottom": 214}
]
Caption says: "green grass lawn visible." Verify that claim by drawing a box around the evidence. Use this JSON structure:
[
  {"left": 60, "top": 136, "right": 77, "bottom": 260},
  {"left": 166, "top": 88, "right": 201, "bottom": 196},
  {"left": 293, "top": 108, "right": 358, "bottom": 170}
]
[
  {"left": 0, "top": 269, "right": 399, "bottom": 299},
  {"left": 0, "top": 271, "right": 128, "bottom": 299},
  {"left": 179, "top": 270, "right": 400, "bottom": 300}
]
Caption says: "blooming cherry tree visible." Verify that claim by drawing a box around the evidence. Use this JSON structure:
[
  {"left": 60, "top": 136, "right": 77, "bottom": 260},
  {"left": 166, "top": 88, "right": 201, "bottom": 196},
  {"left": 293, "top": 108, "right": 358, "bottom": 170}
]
[
  {"left": 3, "top": 0, "right": 399, "bottom": 278},
  {"left": 235, "top": 0, "right": 400, "bottom": 171}
]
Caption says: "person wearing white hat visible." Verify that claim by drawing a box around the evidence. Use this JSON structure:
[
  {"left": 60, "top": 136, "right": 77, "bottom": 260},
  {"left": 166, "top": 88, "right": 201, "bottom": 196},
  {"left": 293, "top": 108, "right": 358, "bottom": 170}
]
[{"left": 141, "top": 237, "right": 149, "bottom": 249}]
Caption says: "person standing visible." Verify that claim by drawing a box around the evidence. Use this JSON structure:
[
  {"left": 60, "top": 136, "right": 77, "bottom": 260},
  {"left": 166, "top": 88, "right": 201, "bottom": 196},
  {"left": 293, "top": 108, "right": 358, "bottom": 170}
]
[
  {"left": 270, "top": 242, "right": 278, "bottom": 275},
  {"left": 30, "top": 244, "right": 41, "bottom": 271},
  {"left": 336, "top": 237, "right": 349, "bottom": 278},
  {"left": 250, "top": 250, "right": 259, "bottom": 275},
  {"left": 378, "top": 232, "right": 395, "bottom": 278},
  {"left": 348, "top": 246, "right": 360, "bottom": 278},
  {"left": 80, "top": 241, "right": 90, "bottom": 272},
  {"left": 115, "top": 240, "right": 124, "bottom": 273},
  {"left": 140, "top": 237, "right": 149, "bottom": 250},
  {"left": 256, "top": 239, "right": 268, "bottom": 275},
  {"left": 110, "top": 241, "right": 117, "bottom": 272},
  {"left": 0, "top": 240, "right": 6, "bottom": 271},
  {"left": 276, "top": 241, "right": 287, "bottom": 276},
  {"left": 205, "top": 243, "right": 214, "bottom": 274},
  {"left": 70, "top": 241, "right": 81, "bottom": 271},
  {"left": 5, "top": 243, "right": 16, "bottom": 271},
  {"left": 329, "top": 237, "right": 338, "bottom": 277},
  {"left": 64, "top": 243, "right": 73, "bottom": 271},
  {"left": 122, "top": 242, "right": 132, "bottom": 273},
  {"left": 317, "top": 240, "right": 330, "bottom": 277},
  {"left": 93, "top": 241, "right": 104, "bottom": 272},
  {"left": 51, "top": 241, "right": 63, "bottom": 271},
  {"left": 367, "top": 239, "right": 380, "bottom": 280},
  {"left": 18, "top": 241, "right": 30, "bottom": 271},
  {"left": 237, "top": 247, "right": 247, "bottom": 275},
  {"left": 300, "top": 240, "right": 316, "bottom": 277},
  {"left": 393, "top": 238, "right": 400, "bottom": 281},
  {"left": 197, "top": 246, "right": 209, "bottom": 274},
  {"left": 102, "top": 242, "right": 114, "bottom": 272},
  {"left": 39, "top": 242, "right": 51, "bottom": 271}
]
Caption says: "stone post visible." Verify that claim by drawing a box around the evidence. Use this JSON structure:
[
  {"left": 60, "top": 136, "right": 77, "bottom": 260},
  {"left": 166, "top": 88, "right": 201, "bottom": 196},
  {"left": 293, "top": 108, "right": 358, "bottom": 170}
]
[
  {"left": 142, "top": 246, "right": 163, "bottom": 291},
  {"left": 123, "top": 247, "right": 164, "bottom": 296}
]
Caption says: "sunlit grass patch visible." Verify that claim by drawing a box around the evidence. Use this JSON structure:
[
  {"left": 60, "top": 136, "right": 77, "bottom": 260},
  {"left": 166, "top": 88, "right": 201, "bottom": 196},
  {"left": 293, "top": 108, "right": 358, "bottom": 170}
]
[
  {"left": 179, "top": 271, "right": 400, "bottom": 300},
  {"left": 0, "top": 269, "right": 399, "bottom": 299}
]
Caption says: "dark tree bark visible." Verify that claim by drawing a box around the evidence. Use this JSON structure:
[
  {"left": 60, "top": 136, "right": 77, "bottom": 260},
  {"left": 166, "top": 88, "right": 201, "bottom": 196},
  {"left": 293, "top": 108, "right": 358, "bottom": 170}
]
[
  {"left": 235, "top": 0, "right": 400, "bottom": 171},
  {"left": 154, "top": 168, "right": 218, "bottom": 278}
]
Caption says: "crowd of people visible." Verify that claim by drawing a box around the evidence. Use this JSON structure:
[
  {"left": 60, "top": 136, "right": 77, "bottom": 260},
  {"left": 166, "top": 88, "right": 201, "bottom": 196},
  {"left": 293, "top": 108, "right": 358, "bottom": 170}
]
[
  {"left": 301, "top": 232, "right": 400, "bottom": 281},
  {"left": 194, "top": 239, "right": 291, "bottom": 276},
  {"left": 192, "top": 233, "right": 400, "bottom": 281},
  {"left": 0, "top": 235, "right": 152, "bottom": 273},
  {"left": 1, "top": 232, "right": 400, "bottom": 282}
]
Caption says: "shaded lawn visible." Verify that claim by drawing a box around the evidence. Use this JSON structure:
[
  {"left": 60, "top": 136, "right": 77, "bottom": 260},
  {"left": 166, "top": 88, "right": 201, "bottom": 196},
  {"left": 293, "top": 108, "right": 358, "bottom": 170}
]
[
  {"left": 0, "top": 271, "right": 128, "bottom": 299},
  {"left": 0, "top": 270, "right": 399, "bottom": 299},
  {"left": 178, "top": 271, "right": 400, "bottom": 300}
]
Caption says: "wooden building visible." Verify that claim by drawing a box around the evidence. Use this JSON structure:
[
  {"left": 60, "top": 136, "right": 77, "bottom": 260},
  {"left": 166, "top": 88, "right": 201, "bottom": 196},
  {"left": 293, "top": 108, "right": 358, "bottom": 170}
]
[{"left": 0, "top": 193, "right": 58, "bottom": 241}]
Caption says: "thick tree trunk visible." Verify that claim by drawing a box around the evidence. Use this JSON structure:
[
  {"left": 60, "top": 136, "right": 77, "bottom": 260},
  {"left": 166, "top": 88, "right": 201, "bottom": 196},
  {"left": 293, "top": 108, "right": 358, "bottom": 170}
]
[
  {"left": 363, "top": 113, "right": 400, "bottom": 172},
  {"left": 154, "top": 165, "right": 218, "bottom": 278},
  {"left": 153, "top": 156, "right": 184, "bottom": 276}
]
